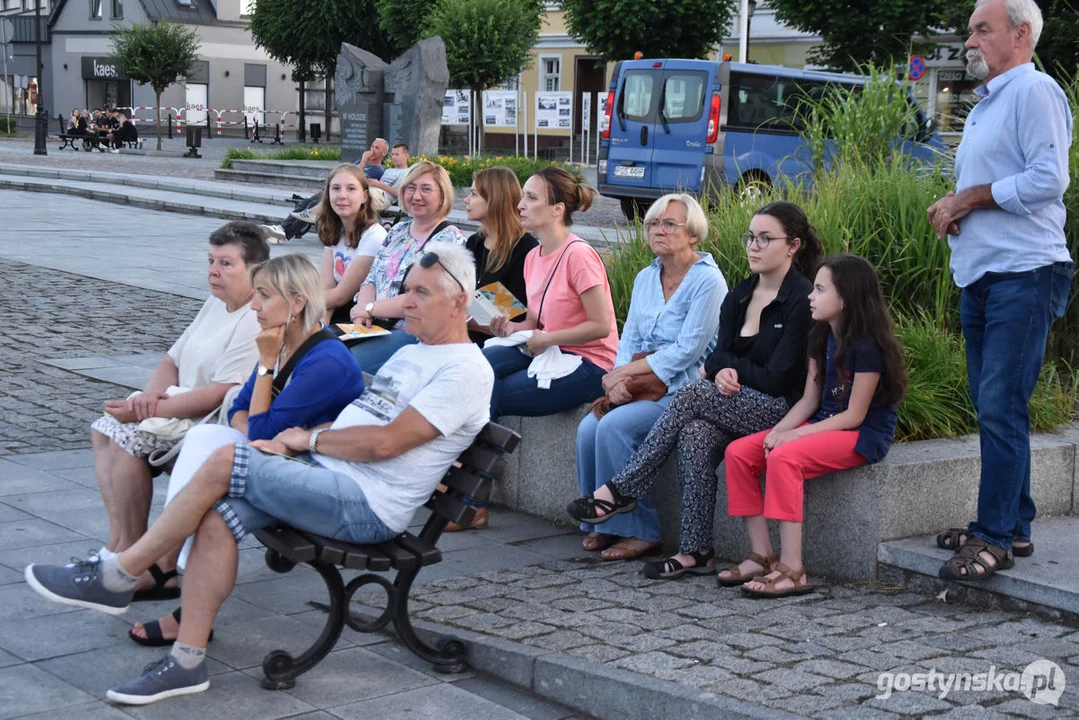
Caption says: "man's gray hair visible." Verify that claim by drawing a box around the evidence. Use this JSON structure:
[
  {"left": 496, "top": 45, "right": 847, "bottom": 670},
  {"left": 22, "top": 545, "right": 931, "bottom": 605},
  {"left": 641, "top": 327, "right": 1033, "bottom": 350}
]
[
  {"left": 423, "top": 241, "right": 477, "bottom": 297},
  {"left": 374, "top": 137, "right": 389, "bottom": 150},
  {"left": 976, "top": 0, "right": 1043, "bottom": 48}
]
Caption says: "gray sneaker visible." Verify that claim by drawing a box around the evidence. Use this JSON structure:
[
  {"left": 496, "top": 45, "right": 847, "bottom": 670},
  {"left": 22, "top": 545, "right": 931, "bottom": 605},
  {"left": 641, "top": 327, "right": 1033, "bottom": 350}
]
[
  {"left": 290, "top": 207, "right": 319, "bottom": 224},
  {"left": 106, "top": 655, "right": 210, "bottom": 705},
  {"left": 24, "top": 558, "right": 133, "bottom": 615}
]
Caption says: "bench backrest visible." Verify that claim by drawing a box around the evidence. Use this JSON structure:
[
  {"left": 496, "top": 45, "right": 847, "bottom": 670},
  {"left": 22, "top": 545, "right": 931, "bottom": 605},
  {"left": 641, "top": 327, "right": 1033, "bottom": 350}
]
[{"left": 420, "top": 421, "right": 520, "bottom": 542}]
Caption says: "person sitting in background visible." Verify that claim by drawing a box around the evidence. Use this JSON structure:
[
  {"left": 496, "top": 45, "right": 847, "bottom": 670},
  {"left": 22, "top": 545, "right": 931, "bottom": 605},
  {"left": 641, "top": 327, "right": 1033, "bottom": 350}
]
[
  {"left": 67, "top": 108, "right": 88, "bottom": 136},
  {"left": 367, "top": 143, "right": 411, "bottom": 199},
  {"left": 349, "top": 160, "right": 467, "bottom": 374},
  {"left": 315, "top": 164, "right": 387, "bottom": 324},
  {"left": 107, "top": 111, "right": 138, "bottom": 153},
  {"left": 89, "top": 221, "right": 269, "bottom": 601},
  {"left": 568, "top": 201, "right": 820, "bottom": 580},
  {"left": 127, "top": 253, "right": 365, "bottom": 648},
  {"left": 355, "top": 137, "right": 389, "bottom": 180},
  {"left": 484, "top": 166, "right": 618, "bottom": 420},
  {"left": 574, "top": 194, "right": 727, "bottom": 560}
]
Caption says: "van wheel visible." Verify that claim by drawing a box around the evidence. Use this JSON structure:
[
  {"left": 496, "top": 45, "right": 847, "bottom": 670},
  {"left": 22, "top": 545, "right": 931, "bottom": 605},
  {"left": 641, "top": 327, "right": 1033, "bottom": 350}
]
[
  {"left": 737, "top": 174, "right": 772, "bottom": 204},
  {"left": 620, "top": 198, "right": 651, "bottom": 222}
]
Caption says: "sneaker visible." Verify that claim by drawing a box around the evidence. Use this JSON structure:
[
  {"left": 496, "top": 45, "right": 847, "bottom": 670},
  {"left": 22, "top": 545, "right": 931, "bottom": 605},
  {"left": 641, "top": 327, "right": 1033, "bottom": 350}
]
[
  {"left": 106, "top": 655, "right": 209, "bottom": 705},
  {"left": 108, "top": 148, "right": 120, "bottom": 154},
  {"left": 290, "top": 207, "right": 319, "bottom": 224},
  {"left": 24, "top": 558, "right": 133, "bottom": 615},
  {"left": 261, "top": 224, "right": 288, "bottom": 244}
]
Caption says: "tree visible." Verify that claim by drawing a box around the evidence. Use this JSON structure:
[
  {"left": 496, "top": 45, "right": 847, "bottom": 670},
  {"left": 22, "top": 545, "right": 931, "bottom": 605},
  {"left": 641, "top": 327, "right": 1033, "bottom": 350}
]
[
  {"left": 250, "top": 0, "right": 399, "bottom": 139},
  {"left": 376, "top": 0, "right": 439, "bottom": 53},
  {"left": 109, "top": 21, "right": 200, "bottom": 150},
  {"left": 561, "top": 0, "right": 737, "bottom": 63},
  {"left": 421, "top": 0, "right": 543, "bottom": 148}
]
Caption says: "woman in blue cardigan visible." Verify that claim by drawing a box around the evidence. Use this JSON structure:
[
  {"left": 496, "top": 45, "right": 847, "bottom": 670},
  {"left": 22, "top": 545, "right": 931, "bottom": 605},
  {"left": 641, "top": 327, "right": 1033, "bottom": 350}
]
[{"left": 128, "top": 253, "right": 365, "bottom": 646}]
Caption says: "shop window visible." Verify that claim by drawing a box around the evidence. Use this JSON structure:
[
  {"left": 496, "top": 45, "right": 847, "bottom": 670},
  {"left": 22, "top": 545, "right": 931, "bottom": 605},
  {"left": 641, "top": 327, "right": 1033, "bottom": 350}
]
[{"left": 934, "top": 70, "right": 980, "bottom": 134}]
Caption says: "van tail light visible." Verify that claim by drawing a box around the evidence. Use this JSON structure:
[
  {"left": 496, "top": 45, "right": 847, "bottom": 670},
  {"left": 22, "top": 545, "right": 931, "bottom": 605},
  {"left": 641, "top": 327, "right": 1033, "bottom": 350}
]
[
  {"left": 601, "top": 90, "right": 614, "bottom": 139},
  {"left": 706, "top": 93, "right": 721, "bottom": 144}
]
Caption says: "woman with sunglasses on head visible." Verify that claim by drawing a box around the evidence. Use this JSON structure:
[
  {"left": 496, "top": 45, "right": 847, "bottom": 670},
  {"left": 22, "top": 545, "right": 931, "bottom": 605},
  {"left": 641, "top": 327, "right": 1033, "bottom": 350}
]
[
  {"left": 463, "top": 166, "right": 539, "bottom": 345},
  {"left": 568, "top": 201, "right": 822, "bottom": 580},
  {"left": 349, "top": 161, "right": 466, "bottom": 374},
  {"left": 574, "top": 193, "right": 728, "bottom": 559},
  {"left": 484, "top": 166, "right": 619, "bottom": 420}
]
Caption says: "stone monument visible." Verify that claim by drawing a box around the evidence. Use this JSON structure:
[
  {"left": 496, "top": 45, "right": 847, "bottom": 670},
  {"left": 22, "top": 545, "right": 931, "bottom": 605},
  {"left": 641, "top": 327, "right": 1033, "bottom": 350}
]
[{"left": 335, "top": 37, "right": 449, "bottom": 163}]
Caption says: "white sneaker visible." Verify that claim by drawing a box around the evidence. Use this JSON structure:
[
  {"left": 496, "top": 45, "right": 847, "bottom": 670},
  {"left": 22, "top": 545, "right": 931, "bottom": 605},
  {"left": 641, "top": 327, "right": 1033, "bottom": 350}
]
[
  {"left": 290, "top": 208, "right": 319, "bottom": 224},
  {"left": 261, "top": 224, "right": 288, "bottom": 244},
  {"left": 108, "top": 148, "right": 120, "bottom": 154}
]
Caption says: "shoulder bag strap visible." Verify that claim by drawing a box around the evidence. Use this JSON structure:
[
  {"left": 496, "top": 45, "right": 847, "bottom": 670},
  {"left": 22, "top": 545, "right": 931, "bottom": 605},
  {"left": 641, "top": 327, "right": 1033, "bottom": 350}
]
[
  {"left": 536, "top": 240, "right": 584, "bottom": 331},
  {"left": 272, "top": 328, "right": 336, "bottom": 398}
]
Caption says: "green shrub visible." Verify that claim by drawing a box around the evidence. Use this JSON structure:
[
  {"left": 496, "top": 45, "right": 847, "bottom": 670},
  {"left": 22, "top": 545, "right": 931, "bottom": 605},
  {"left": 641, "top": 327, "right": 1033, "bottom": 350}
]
[{"left": 0, "top": 117, "right": 16, "bottom": 135}]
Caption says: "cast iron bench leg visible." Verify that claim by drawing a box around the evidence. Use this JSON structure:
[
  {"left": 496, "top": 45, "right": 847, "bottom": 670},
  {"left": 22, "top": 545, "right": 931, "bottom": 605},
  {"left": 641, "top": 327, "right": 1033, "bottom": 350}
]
[
  {"left": 391, "top": 567, "right": 468, "bottom": 674},
  {"left": 259, "top": 550, "right": 346, "bottom": 690}
]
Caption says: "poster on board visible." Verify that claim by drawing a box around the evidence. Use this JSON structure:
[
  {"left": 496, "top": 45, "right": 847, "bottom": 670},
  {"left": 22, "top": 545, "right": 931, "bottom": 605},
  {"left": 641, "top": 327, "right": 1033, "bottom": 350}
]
[
  {"left": 441, "top": 89, "right": 471, "bottom": 126},
  {"left": 535, "top": 91, "right": 572, "bottom": 130},
  {"left": 482, "top": 90, "right": 518, "bottom": 127}
]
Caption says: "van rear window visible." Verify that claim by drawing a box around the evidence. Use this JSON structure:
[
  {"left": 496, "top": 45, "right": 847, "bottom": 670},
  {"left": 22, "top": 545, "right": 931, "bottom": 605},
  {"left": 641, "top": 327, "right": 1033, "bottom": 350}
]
[
  {"left": 621, "top": 71, "right": 656, "bottom": 121},
  {"left": 662, "top": 72, "right": 706, "bottom": 123}
]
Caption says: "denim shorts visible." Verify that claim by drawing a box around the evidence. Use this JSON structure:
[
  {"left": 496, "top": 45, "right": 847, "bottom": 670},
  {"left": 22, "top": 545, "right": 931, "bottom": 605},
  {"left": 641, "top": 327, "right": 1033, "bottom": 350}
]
[{"left": 214, "top": 443, "right": 395, "bottom": 545}]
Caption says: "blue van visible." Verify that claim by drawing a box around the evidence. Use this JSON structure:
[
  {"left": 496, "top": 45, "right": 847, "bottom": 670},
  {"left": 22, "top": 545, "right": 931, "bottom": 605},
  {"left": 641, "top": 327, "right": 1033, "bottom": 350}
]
[{"left": 597, "top": 58, "right": 944, "bottom": 218}]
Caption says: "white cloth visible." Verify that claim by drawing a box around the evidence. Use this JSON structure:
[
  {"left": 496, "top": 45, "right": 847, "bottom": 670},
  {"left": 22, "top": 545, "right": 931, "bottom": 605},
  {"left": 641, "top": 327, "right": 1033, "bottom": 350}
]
[
  {"left": 482, "top": 330, "right": 533, "bottom": 349},
  {"left": 314, "top": 342, "right": 493, "bottom": 533},
  {"left": 163, "top": 424, "right": 248, "bottom": 570},
  {"left": 527, "top": 345, "right": 583, "bottom": 389},
  {"left": 168, "top": 296, "right": 261, "bottom": 389}
]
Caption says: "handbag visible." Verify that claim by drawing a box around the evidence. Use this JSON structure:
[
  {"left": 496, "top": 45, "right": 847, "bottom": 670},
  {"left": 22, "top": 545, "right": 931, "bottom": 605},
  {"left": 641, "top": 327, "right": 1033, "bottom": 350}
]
[{"left": 589, "top": 351, "right": 668, "bottom": 419}]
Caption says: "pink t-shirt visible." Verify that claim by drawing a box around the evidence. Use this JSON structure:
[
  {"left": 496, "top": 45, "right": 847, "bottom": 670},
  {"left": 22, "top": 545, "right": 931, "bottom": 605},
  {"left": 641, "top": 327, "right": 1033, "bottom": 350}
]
[{"left": 524, "top": 235, "right": 618, "bottom": 371}]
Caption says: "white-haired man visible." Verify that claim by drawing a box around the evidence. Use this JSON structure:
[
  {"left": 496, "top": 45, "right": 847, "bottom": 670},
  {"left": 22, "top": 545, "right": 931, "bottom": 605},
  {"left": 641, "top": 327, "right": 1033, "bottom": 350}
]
[
  {"left": 927, "top": 0, "right": 1073, "bottom": 581},
  {"left": 25, "top": 242, "right": 492, "bottom": 705}
]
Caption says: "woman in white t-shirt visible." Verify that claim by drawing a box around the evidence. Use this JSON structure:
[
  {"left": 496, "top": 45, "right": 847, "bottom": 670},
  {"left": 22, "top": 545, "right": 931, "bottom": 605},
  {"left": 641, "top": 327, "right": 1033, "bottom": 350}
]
[
  {"left": 315, "top": 164, "right": 388, "bottom": 325},
  {"left": 89, "top": 221, "right": 270, "bottom": 601}
]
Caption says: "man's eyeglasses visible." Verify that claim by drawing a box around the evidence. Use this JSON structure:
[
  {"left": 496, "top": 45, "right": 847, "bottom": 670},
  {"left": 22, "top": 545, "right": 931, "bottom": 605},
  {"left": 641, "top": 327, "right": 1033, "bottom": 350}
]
[
  {"left": 740, "top": 231, "right": 791, "bottom": 249},
  {"left": 418, "top": 251, "right": 467, "bottom": 292},
  {"left": 644, "top": 219, "right": 687, "bottom": 233}
]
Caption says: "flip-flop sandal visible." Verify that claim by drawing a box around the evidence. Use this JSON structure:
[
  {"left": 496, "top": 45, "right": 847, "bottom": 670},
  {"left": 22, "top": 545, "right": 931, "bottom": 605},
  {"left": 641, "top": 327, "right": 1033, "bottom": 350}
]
[
  {"left": 717, "top": 551, "right": 778, "bottom": 587},
  {"left": 132, "top": 563, "right": 181, "bottom": 602},
  {"left": 566, "top": 485, "right": 637, "bottom": 524},
  {"left": 600, "top": 538, "right": 661, "bottom": 561},
  {"left": 938, "top": 537, "right": 1014, "bottom": 581},
  {"left": 642, "top": 550, "right": 715, "bottom": 580},
  {"left": 129, "top": 607, "right": 214, "bottom": 648},
  {"left": 936, "top": 528, "right": 1033, "bottom": 557},
  {"left": 582, "top": 532, "right": 618, "bottom": 552},
  {"left": 741, "top": 562, "right": 814, "bottom": 599}
]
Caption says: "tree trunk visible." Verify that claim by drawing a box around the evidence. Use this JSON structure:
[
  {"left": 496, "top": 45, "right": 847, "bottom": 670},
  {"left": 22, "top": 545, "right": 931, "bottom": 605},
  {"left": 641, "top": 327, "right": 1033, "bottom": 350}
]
[
  {"left": 155, "top": 90, "right": 163, "bottom": 151},
  {"left": 324, "top": 73, "right": 332, "bottom": 142},
  {"left": 298, "top": 78, "right": 306, "bottom": 143}
]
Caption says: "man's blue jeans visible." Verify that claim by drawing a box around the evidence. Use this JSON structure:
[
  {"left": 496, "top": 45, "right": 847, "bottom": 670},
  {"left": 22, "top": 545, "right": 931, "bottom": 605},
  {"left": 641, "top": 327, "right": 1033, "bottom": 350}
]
[{"left": 962, "top": 261, "right": 1072, "bottom": 550}]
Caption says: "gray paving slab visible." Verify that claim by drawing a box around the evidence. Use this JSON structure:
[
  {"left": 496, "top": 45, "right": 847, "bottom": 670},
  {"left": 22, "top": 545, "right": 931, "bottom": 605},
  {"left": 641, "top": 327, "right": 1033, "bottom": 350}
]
[
  {"left": 118, "top": 669, "right": 318, "bottom": 720},
  {"left": 0, "top": 663, "right": 96, "bottom": 719},
  {"left": 0, "top": 606, "right": 133, "bottom": 662},
  {"left": 5, "top": 450, "right": 96, "bottom": 470},
  {"left": 38, "top": 645, "right": 233, "bottom": 699},
  {"left": 328, "top": 682, "right": 529, "bottom": 720},
  {"left": 0, "top": 517, "right": 86, "bottom": 551},
  {"left": 0, "top": 460, "right": 84, "bottom": 497},
  {"left": 14, "top": 700, "right": 137, "bottom": 719}
]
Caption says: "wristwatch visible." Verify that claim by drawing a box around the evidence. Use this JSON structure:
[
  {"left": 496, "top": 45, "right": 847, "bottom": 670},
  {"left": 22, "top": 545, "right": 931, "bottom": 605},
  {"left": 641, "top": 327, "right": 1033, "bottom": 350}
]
[
  {"left": 364, "top": 301, "right": 376, "bottom": 317},
  {"left": 257, "top": 365, "right": 272, "bottom": 377},
  {"left": 308, "top": 428, "right": 326, "bottom": 454}
]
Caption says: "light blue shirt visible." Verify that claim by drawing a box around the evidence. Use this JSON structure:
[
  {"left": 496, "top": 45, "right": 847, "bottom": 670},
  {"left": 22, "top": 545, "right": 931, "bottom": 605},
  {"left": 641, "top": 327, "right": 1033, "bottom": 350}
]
[
  {"left": 616, "top": 252, "right": 727, "bottom": 393},
  {"left": 950, "top": 63, "right": 1073, "bottom": 288}
]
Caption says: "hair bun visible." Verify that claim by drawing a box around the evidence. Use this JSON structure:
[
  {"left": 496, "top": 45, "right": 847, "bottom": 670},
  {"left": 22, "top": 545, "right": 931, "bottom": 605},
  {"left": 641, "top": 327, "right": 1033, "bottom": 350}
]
[{"left": 575, "top": 183, "right": 596, "bottom": 213}]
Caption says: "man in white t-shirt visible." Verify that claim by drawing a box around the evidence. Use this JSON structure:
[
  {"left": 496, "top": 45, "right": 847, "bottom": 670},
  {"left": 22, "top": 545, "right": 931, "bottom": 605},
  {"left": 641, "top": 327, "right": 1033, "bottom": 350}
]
[
  {"left": 367, "top": 142, "right": 411, "bottom": 200},
  {"left": 25, "top": 243, "right": 493, "bottom": 706}
]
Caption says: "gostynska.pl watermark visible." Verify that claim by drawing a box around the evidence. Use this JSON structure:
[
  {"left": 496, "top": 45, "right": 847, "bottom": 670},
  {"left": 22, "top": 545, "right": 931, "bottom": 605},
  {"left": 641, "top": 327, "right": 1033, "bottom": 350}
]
[{"left": 876, "top": 659, "right": 1065, "bottom": 706}]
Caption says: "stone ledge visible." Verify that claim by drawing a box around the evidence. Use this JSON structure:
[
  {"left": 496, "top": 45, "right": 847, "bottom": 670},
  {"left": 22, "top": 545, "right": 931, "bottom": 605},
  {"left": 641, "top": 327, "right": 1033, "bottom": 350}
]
[{"left": 494, "top": 407, "right": 1078, "bottom": 580}]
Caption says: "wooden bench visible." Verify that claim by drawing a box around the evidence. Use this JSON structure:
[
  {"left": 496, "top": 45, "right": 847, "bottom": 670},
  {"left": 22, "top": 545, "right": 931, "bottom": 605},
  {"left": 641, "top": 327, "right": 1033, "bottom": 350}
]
[
  {"left": 251, "top": 421, "right": 521, "bottom": 690},
  {"left": 56, "top": 116, "right": 100, "bottom": 151}
]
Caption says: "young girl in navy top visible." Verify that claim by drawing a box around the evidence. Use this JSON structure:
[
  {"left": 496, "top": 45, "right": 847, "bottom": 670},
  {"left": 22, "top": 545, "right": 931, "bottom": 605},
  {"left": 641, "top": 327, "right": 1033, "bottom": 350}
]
[{"left": 721, "top": 254, "right": 907, "bottom": 598}]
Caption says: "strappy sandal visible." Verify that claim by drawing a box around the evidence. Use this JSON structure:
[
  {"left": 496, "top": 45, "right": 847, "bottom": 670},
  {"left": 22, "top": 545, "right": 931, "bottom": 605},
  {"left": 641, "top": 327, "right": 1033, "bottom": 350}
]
[
  {"left": 128, "top": 607, "right": 215, "bottom": 648},
  {"left": 566, "top": 484, "right": 637, "bottom": 524},
  {"left": 741, "top": 562, "right": 814, "bottom": 598},
  {"left": 717, "top": 551, "right": 778, "bottom": 587},
  {"left": 642, "top": 549, "right": 716, "bottom": 580},
  {"left": 132, "top": 563, "right": 181, "bottom": 602},
  {"left": 936, "top": 527, "right": 1033, "bottom": 557},
  {"left": 938, "top": 536, "right": 1014, "bottom": 581}
]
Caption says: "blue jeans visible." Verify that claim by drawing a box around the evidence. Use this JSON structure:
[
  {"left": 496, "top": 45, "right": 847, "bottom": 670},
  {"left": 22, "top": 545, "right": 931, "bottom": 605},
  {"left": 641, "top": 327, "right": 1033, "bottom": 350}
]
[
  {"left": 348, "top": 328, "right": 419, "bottom": 376},
  {"left": 576, "top": 396, "right": 670, "bottom": 542},
  {"left": 962, "top": 261, "right": 1072, "bottom": 550},
  {"left": 483, "top": 345, "right": 606, "bottom": 420},
  {"left": 215, "top": 444, "right": 395, "bottom": 544}
]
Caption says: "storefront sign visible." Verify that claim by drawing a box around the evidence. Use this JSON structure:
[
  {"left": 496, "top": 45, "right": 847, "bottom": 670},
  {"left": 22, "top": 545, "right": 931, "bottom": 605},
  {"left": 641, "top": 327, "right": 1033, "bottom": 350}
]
[{"left": 81, "top": 56, "right": 128, "bottom": 80}]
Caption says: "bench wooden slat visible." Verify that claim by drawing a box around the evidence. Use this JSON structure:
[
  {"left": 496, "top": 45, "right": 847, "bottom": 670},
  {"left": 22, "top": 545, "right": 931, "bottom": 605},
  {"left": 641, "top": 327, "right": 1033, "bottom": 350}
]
[
  {"left": 347, "top": 544, "right": 391, "bottom": 571},
  {"left": 426, "top": 492, "right": 476, "bottom": 526},
  {"left": 395, "top": 532, "right": 441, "bottom": 565},
  {"left": 456, "top": 444, "right": 504, "bottom": 476},
  {"left": 441, "top": 466, "right": 492, "bottom": 504},
  {"left": 371, "top": 540, "right": 419, "bottom": 570},
  {"left": 478, "top": 423, "right": 520, "bottom": 453},
  {"left": 254, "top": 525, "right": 318, "bottom": 563}
]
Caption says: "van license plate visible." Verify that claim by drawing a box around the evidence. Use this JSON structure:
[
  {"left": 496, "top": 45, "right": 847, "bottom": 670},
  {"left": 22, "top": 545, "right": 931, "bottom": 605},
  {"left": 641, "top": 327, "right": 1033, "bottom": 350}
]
[{"left": 613, "top": 165, "right": 645, "bottom": 179}]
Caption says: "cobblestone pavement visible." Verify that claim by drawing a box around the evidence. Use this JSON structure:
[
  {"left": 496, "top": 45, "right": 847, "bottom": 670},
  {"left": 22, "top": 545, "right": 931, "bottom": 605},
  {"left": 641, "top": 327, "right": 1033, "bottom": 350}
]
[
  {"left": 406, "top": 557, "right": 1079, "bottom": 718},
  {"left": 0, "top": 258, "right": 203, "bottom": 455}
]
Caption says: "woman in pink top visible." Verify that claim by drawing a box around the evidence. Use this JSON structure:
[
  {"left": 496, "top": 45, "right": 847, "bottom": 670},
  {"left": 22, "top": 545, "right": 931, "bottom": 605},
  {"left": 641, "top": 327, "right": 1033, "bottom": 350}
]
[{"left": 485, "top": 166, "right": 618, "bottom": 421}]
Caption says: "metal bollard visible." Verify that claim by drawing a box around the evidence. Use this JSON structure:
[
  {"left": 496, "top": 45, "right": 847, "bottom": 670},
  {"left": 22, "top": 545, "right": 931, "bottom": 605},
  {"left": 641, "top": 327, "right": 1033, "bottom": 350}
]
[
  {"left": 168, "top": 113, "right": 173, "bottom": 139},
  {"left": 206, "top": 112, "right": 212, "bottom": 139},
  {"left": 244, "top": 115, "right": 249, "bottom": 140}
]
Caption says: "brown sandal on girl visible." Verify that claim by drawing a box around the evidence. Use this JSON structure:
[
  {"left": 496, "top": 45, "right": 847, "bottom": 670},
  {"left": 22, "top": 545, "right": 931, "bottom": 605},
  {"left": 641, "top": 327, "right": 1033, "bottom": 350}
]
[
  {"left": 741, "top": 562, "right": 814, "bottom": 598},
  {"left": 717, "top": 552, "right": 778, "bottom": 587}
]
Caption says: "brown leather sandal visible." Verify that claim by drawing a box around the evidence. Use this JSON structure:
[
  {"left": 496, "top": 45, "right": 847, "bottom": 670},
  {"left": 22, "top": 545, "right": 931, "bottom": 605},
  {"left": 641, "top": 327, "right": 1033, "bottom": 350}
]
[
  {"left": 938, "top": 536, "right": 1014, "bottom": 581},
  {"left": 936, "top": 527, "right": 1033, "bottom": 557},
  {"left": 582, "top": 532, "right": 618, "bottom": 552},
  {"left": 717, "top": 551, "right": 778, "bottom": 587},
  {"left": 741, "top": 561, "right": 814, "bottom": 598}
]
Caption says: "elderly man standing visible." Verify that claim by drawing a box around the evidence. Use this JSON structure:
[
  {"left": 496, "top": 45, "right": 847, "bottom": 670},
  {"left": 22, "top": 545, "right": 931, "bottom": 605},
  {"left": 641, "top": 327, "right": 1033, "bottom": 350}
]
[
  {"left": 24, "top": 243, "right": 492, "bottom": 705},
  {"left": 927, "top": 0, "right": 1073, "bottom": 581}
]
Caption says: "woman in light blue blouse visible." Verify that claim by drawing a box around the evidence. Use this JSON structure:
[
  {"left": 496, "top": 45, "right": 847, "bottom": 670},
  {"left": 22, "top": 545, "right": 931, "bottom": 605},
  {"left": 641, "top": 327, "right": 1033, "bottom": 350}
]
[{"left": 576, "top": 194, "right": 727, "bottom": 560}]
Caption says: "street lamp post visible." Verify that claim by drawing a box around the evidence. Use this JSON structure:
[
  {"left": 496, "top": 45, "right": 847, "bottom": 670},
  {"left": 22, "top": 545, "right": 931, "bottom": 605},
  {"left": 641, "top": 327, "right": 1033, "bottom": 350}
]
[
  {"left": 33, "top": 0, "right": 46, "bottom": 155},
  {"left": 738, "top": 0, "right": 758, "bottom": 64}
]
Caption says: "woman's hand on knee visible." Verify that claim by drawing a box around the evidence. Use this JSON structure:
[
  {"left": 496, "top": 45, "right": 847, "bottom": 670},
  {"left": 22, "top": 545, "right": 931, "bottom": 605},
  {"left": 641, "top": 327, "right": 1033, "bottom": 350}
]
[{"left": 715, "top": 368, "right": 741, "bottom": 396}]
